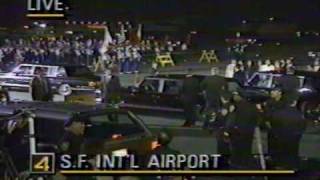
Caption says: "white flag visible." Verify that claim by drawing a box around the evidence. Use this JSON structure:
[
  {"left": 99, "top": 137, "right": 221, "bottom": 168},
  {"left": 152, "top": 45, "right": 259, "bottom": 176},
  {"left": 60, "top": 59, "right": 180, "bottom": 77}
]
[
  {"left": 100, "top": 25, "right": 113, "bottom": 54},
  {"left": 137, "top": 24, "right": 143, "bottom": 41}
]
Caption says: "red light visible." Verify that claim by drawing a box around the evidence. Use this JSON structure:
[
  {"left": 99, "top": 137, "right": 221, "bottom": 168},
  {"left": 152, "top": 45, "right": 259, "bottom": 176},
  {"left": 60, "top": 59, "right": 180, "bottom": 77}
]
[{"left": 112, "top": 134, "right": 122, "bottom": 140}]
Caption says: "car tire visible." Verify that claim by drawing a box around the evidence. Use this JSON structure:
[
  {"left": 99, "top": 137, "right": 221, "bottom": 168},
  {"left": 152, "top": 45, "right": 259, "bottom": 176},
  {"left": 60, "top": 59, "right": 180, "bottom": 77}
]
[
  {"left": 58, "top": 84, "right": 72, "bottom": 96},
  {"left": 30, "top": 76, "right": 52, "bottom": 101}
]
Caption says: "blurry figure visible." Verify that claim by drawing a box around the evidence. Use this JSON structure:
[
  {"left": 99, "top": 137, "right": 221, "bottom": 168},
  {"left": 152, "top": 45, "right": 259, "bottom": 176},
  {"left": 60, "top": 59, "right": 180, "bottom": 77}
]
[
  {"left": 233, "top": 64, "right": 246, "bottom": 85},
  {"left": 259, "top": 59, "right": 275, "bottom": 72},
  {"left": 105, "top": 66, "right": 122, "bottom": 106},
  {"left": 265, "top": 87, "right": 307, "bottom": 171},
  {"left": 226, "top": 91, "right": 260, "bottom": 169},
  {"left": 225, "top": 59, "right": 237, "bottom": 78},
  {"left": 181, "top": 69, "right": 201, "bottom": 127},
  {"left": 201, "top": 67, "right": 230, "bottom": 128},
  {"left": 245, "top": 60, "right": 256, "bottom": 78}
]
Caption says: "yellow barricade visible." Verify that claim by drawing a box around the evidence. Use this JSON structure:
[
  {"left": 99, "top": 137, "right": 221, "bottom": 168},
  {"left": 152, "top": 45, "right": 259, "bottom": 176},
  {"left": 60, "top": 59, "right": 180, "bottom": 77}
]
[
  {"left": 155, "top": 53, "right": 175, "bottom": 67},
  {"left": 199, "top": 50, "right": 219, "bottom": 63}
]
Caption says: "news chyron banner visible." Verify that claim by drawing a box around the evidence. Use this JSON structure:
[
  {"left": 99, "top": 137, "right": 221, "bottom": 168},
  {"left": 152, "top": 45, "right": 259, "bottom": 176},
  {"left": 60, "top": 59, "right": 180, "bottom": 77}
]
[{"left": 30, "top": 152, "right": 295, "bottom": 176}]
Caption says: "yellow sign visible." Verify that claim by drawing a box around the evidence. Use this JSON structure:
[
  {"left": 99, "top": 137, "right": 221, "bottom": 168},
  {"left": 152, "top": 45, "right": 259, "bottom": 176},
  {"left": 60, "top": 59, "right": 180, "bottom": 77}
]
[
  {"left": 199, "top": 50, "right": 219, "bottom": 63},
  {"left": 155, "top": 53, "right": 175, "bottom": 67}
]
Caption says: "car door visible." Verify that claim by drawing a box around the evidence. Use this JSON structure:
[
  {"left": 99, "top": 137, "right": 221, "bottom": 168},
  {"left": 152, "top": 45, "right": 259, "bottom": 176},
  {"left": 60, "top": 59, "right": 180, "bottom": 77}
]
[
  {"left": 157, "top": 79, "right": 184, "bottom": 112},
  {"left": 124, "top": 78, "right": 161, "bottom": 109}
]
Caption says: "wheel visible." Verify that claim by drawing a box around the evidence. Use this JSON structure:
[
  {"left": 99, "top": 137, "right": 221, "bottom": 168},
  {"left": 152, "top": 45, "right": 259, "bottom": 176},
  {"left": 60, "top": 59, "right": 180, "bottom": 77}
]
[
  {"left": 58, "top": 84, "right": 72, "bottom": 96},
  {"left": 30, "top": 76, "right": 52, "bottom": 101}
]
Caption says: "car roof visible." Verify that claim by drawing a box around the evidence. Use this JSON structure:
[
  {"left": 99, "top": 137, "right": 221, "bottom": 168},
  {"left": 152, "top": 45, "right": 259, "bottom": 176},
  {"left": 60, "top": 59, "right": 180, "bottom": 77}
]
[
  {"left": 19, "top": 63, "right": 89, "bottom": 68},
  {"left": 0, "top": 102, "right": 124, "bottom": 121},
  {"left": 146, "top": 74, "right": 207, "bottom": 80},
  {"left": 295, "top": 70, "right": 320, "bottom": 78}
]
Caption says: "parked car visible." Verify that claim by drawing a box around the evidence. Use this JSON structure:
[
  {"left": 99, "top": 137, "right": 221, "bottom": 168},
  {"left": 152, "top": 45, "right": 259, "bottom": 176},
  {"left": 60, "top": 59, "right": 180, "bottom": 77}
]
[
  {"left": 238, "top": 71, "right": 320, "bottom": 116},
  {"left": 0, "top": 102, "right": 158, "bottom": 178},
  {"left": 119, "top": 74, "right": 206, "bottom": 117},
  {"left": 0, "top": 64, "right": 102, "bottom": 103}
]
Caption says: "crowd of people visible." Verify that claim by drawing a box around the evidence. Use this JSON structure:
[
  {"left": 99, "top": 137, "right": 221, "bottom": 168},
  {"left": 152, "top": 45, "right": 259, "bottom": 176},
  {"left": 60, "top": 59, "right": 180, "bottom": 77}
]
[
  {"left": 0, "top": 22, "right": 191, "bottom": 73},
  {"left": 224, "top": 57, "right": 320, "bottom": 85}
]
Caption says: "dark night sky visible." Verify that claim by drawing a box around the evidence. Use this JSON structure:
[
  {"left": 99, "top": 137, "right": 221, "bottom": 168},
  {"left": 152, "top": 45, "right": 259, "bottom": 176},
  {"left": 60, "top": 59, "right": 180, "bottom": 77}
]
[{"left": 0, "top": 0, "right": 319, "bottom": 30}]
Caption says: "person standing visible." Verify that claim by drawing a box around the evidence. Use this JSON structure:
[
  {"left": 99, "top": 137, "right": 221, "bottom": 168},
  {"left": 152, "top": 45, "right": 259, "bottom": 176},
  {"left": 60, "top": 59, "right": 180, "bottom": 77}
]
[
  {"left": 105, "top": 66, "right": 122, "bottom": 106},
  {"left": 226, "top": 91, "right": 260, "bottom": 169},
  {"left": 181, "top": 69, "right": 201, "bottom": 127},
  {"left": 200, "top": 67, "right": 230, "bottom": 129},
  {"left": 225, "top": 59, "right": 237, "bottom": 78},
  {"left": 265, "top": 87, "right": 307, "bottom": 171}
]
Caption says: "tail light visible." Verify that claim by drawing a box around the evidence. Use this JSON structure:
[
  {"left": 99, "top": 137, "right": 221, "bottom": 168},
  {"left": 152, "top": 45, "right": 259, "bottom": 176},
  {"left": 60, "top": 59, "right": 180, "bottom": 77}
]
[
  {"left": 151, "top": 140, "right": 161, "bottom": 150},
  {"left": 112, "top": 134, "right": 123, "bottom": 140},
  {"left": 88, "top": 81, "right": 97, "bottom": 87}
]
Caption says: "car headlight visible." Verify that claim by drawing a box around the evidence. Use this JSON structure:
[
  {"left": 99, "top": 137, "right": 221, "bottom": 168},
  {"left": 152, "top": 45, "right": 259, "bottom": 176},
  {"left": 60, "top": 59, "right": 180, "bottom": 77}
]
[
  {"left": 112, "top": 148, "right": 128, "bottom": 157},
  {"left": 298, "top": 88, "right": 312, "bottom": 93}
]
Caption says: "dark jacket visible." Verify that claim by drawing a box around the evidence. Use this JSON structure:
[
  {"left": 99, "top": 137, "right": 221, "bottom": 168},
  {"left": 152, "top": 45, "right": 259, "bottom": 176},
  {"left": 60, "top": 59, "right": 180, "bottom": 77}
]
[{"left": 181, "top": 76, "right": 201, "bottom": 103}]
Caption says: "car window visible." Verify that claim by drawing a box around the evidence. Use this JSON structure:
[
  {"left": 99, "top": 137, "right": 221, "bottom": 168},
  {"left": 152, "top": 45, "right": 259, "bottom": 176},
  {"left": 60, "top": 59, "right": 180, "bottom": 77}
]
[
  {"left": 273, "top": 76, "right": 302, "bottom": 89},
  {"left": 86, "top": 112, "right": 146, "bottom": 139},
  {"left": 64, "top": 66, "right": 93, "bottom": 77},
  {"left": 57, "top": 67, "right": 67, "bottom": 77},
  {"left": 163, "top": 80, "right": 182, "bottom": 94},
  {"left": 13, "top": 65, "right": 33, "bottom": 75},
  {"left": 248, "top": 74, "right": 272, "bottom": 88},
  {"left": 34, "top": 67, "right": 49, "bottom": 76},
  {"left": 140, "top": 79, "right": 159, "bottom": 93}
]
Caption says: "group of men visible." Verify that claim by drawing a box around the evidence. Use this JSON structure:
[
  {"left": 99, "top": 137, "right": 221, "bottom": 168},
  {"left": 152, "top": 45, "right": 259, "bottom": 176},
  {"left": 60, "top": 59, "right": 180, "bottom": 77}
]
[{"left": 180, "top": 68, "right": 308, "bottom": 174}]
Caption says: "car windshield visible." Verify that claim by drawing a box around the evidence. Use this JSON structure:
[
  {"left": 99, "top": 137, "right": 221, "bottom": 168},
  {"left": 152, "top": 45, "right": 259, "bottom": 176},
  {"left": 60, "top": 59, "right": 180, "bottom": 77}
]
[
  {"left": 12, "top": 65, "right": 33, "bottom": 75},
  {"left": 248, "top": 73, "right": 272, "bottom": 88},
  {"left": 85, "top": 111, "right": 147, "bottom": 139},
  {"left": 64, "top": 66, "right": 94, "bottom": 77},
  {"left": 140, "top": 79, "right": 159, "bottom": 93}
]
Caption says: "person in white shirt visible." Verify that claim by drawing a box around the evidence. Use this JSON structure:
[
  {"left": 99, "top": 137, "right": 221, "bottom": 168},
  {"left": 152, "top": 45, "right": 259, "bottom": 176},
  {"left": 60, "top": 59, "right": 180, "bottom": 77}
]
[
  {"left": 259, "top": 59, "right": 275, "bottom": 72},
  {"left": 225, "top": 59, "right": 237, "bottom": 78}
]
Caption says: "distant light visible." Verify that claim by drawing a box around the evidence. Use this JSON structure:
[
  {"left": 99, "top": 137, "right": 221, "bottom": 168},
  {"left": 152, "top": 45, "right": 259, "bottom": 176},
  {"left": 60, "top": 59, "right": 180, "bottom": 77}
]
[
  {"left": 305, "top": 31, "right": 310, "bottom": 35},
  {"left": 88, "top": 21, "right": 92, "bottom": 25},
  {"left": 65, "top": 21, "right": 69, "bottom": 25},
  {"left": 33, "top": 22, "right": 39, "bottom": 25},
  {"left": 93, "top": 30, "right": 97, "bottom": 33},
  {"left": 95, "top": 21, "right": 99, "bottom": 25},
  {"left": 72, "top": 21, "right": 76, "bottom": 25},
  {"left": 65, "top": 31, "right": 73, "bottom": 35},
  {"left": 102, "top": 21, "right": 107, "bottom": 25},
  {"left": 80, "top": 21, "right": 84, "bottom": 25},
  {"left": 269, "top": 17, "right": 274, "bottom": 21},
  {"left": 298, "top": 88, "right": 312, "bottom": 93},
  {"left": 276, "top": 42, "right": 281, "bottom": 46},
  {"left": 242, "top": 20, "right": 247, "bottom": 24},
  {"left": 39, "top": 23, "right": 47, "bottom": 28},
  {"left": 258, "top": 43, "right": 263, "bottom": 47},
  {"left": 50, "top": 31, "right": 54, "bottom": 34},
  {"left": 236, "top": 32, "right": 241, "bottom": 38},
  {"left": 190, "top": 31, "right": 197, "bottom": 34},
  {"left": 296, "top": 31, "right": 301, "bottom": 37},
  {"left": 24, "top": 26, "right": 29, "bottom": 29}
]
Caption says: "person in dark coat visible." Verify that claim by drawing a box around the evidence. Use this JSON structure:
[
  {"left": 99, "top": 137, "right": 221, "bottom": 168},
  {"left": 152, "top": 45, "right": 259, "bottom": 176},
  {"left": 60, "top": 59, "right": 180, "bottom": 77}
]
[
  {"left": 180, "top": 70, "right": 201, "bottom": 127},
  {"left": 105, "top": 66, "right": 122, "bottom": 105},
  {"left": 30, "top": 68, "right": 52, "bottom": 101},
  {"left": 226, "top": 91, "right": 260, "bottom": 169},
  {"left": 233, "top": 64, "right": 247, "bottom": 86},
  {"left": 3, "top": 116, "right": 30, "bottom": 173},
  {"left": 265, "top": 87, "right": 307, "bottom": 171}
]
